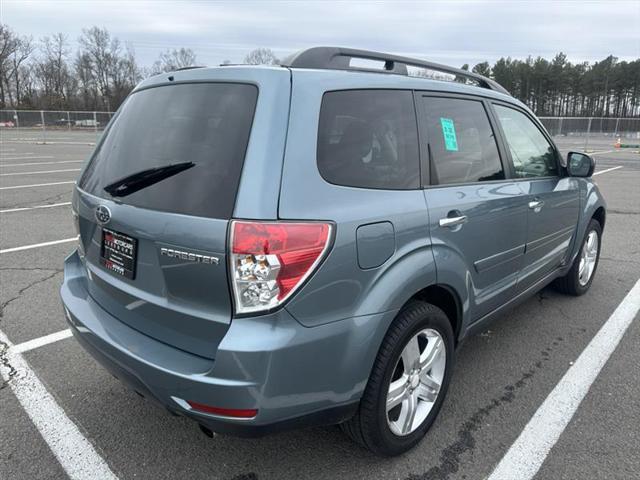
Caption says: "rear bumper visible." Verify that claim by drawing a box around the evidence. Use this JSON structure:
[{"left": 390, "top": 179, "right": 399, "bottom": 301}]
[{"left": 61, "top": 250, "right": 393, "bottom": 436}]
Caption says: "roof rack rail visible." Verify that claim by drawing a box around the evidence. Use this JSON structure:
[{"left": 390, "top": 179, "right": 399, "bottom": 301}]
[
  {"left": 281, "top": 47, "right": 509, "bottom": 95},
  {"left": 175, "top": 65, "right": 206, "bottom": 71}
]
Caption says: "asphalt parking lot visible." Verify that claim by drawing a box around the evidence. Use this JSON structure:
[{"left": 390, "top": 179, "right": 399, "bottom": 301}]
[{"left": 1, "top": 131, "right": 639, "bottom": 480}]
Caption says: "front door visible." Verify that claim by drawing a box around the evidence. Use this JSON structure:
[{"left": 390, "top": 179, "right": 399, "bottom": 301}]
[{"left": 491, "top": 103, "right": 579, "bottom": 293}]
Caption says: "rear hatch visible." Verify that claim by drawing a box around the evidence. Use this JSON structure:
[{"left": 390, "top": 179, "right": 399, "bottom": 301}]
[{"left": 75, "top": 80, "right": 259, "bottom": 359}]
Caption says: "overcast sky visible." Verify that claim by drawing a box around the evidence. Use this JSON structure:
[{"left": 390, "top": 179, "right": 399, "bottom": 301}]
[{"left": 3, "top": 0, "right": 639, "bottom": 68}]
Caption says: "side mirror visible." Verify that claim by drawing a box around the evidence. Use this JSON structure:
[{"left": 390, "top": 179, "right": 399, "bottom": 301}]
[{"left": 567, "top": 151, "right": 595, "bottom": 177}]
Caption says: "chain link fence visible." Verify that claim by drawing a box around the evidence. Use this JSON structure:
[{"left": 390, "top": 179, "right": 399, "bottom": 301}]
[
  {"left": 0, "top": 109, "right": 115, "bottom": 144},
  {"left": 1, "top": 110, "right": 639, "bottom": 151},
  {"left": 538, "top": 117, "right": 640, "bottom": 152}
]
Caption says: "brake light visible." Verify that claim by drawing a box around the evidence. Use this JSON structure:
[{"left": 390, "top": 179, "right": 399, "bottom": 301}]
[{"left": 230, "top": 221, "right": 332, "bottom": 314}]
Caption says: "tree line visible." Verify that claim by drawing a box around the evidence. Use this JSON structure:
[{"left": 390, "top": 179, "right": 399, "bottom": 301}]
[
  {"left": 1, "top": 24, "right": 638, "bottom": 117},
  {"left": 465, "top": 54, "right": 640, "bottom": 117}
]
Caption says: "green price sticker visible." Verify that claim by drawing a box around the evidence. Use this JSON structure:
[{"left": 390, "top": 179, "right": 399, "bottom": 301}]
[{"left": 440, "top": 117, "right": 458, "bottom": 152}]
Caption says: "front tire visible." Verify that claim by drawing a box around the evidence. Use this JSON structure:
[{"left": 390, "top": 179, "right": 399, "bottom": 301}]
[
  {"left": 554, "top": 219, "right": 602, "bottom": 296},
  {"left": 341, "top": 301, "right": 454, "bottom": 456}
]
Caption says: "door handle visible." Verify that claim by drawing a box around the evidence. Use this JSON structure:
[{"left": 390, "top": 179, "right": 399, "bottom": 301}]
[
  {"left": 439, "top": 215, "right": 468, "bottom": 228},
  {"left": 528, "top": 199, "right": 545, "bottom": 211}
]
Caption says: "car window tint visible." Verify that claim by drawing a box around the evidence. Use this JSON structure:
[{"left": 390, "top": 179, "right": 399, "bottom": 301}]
[
  {"left": 317, "top": 90, "right": 419, "bottom": 190},
  {"left": 494, "top": 105, "right": 558, "bottom": 178},
  {"left": 79, "top": 83, "right": 257, "bottom": 219},
  {"left": 421, "top": 97, "right": 504, "bottom": 185}
]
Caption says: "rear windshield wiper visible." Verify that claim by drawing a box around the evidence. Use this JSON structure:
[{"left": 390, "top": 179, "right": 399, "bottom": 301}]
[{"left": 103, "top": 162, "right": 195, "bottom": 197}]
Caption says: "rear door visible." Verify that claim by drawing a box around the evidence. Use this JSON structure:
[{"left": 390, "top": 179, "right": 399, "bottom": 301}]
[
  {"left": 75, "top": 81, "right": 261, "bottom": 359},
  {"left": 491, "top": 103, "right": 579, "bottom": 293},
  {"left": 417, "top": 94, "right": 528, "bottom": 321}
]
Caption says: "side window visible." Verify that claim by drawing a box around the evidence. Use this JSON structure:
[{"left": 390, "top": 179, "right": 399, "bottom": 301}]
[
  {"left": 317, "top": 90, "right": 419, "bottom": 190},
  {"left": 421, "top": 97, "right": 504, "bottom": 185},
  {"left": 494, "top": 105, "right": 558, "bottom": 178}
]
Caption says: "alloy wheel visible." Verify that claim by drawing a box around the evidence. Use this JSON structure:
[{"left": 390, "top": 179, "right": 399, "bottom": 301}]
[
  {"left": 578, "top": 230, "right": 599, "bottom": 286},
  {"left": 386, "top": 328, "right": 446, "bottom": 436}
]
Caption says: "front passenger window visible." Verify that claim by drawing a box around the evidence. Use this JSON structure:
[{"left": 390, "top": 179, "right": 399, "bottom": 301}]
[{"left": 494, "top": 105, "right": 558, "bottom": 178}]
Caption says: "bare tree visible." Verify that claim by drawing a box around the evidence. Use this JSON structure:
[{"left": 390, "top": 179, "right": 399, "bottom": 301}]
[
  {"left": 244, "top": 48, "right": 278, "bottom": 65},
  {"left": 152, "top": 48, "right": 198, "bottom": 74},
  {"left": 0, "top": 24, "right": 34, "bottom": 108},
  {"left": 74, "top": 51, "right": 97, "bottom": 109},
  {"left": 76, "top": 26, "right": 140, "bottom": 110},
  {"left": 0, "top": 24, "right": 18, "bottom": 107},
  {"left": 35, "top": 33, "right": 73, "bottom": 108},
  {"left": 111, "top": 44, "right": 141, "bottom": 107}
]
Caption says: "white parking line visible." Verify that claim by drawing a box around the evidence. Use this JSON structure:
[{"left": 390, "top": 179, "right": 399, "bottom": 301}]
[
  {"left": 0, "top": 329, "right": 119, "bottom": 480},
  {"left": 589, "top": 150, "right": 615, "bottom": 156},
  {"left": 0, "top": 202, "right": 72, "bottom": 214},
  {"left": 593, "top": 166, "right": 623, "bottom": 176},
  {"left": 13, "top": 329, "right": 73, "bottom": 354},
  {"left": 488, "top": 278, "right": 640, "bottom": 480},
  {"left": 0, "top": 181, "right": 75, "bottom": 190},
  {"left": 0, "top": 168, "right": 81, "bottom": 176},
  {"left": 1, "top": 160, "right": 83, "bottom": 167},
  {"left": 0, "top": 155, "right": 52, "bottom": 161},
  {"left": 0, "top": 237, "right": 77, "bottom": 254}
]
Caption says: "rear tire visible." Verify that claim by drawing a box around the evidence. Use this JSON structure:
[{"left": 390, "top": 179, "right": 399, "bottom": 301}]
[
  {"left": 341, "top": 301, "right": 454, "bottom": 456},
  {"left": 554, "top": 219, "right": 602, "bottom": 296}
]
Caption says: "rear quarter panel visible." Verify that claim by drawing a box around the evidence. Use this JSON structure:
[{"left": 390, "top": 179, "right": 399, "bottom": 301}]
[{"left": 278, "top": 70, "right": 437, "bottom": 328}]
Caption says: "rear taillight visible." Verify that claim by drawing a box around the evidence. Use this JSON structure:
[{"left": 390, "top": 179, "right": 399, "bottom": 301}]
[{"left": 230, "top": 220, "right": 332, "bottom": 314}]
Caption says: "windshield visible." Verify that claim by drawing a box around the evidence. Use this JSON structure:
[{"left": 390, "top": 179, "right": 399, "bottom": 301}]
[{"left": 79, "top": 82, "right": 258, "bottom": 219}]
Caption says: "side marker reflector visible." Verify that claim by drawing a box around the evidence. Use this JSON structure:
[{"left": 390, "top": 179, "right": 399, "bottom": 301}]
[{"left": 187, "top": 400, "right": 258, "bottom": 419}]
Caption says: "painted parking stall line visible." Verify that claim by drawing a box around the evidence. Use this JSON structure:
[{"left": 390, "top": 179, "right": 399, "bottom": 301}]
[
  {"left": 0, "top": 181, "right": 76, "bottom": 190},
  {"left": 0, "top": 202, "right": 72, "bottom": 214},
  {"left": 593, "top": 166, "right": 623, "bottom": 176},
  {"left": 1, "top": 160, "right": 84, "bottom": 167},
  {"left": 0, "top": 155, "right": 53, "bottom": 161},
  {"left": 488, "top": 278, "right": 640, "bottom": 480},
  {"left": 588, "top": 150, "right": 616, "bottom": 156},
  {"left": 12, "top": 329, "right": 73, "bottom": 354},
  {"left": 0, "top": 328, "right": 119, "bottom": 480},
  {"left": 0, "top": 237, "right": 78, "bottom": 254},
  {"left": 0, "top": 168, "right": 81, "bottom": 176}
]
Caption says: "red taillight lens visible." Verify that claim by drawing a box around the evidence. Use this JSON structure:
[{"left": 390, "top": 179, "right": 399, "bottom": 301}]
[{"left": 230, "top": 221, "right": 332, "bottom": 314}]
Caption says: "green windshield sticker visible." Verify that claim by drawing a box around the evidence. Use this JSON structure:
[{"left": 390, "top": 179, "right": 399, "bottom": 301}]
[{"left": 440, "top": 117, "right": 459, "bottom": 152}]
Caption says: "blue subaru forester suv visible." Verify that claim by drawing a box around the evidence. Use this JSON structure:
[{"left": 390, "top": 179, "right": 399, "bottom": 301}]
[{"left": 61, "top": 47, "right": 606, "bottom": 455}]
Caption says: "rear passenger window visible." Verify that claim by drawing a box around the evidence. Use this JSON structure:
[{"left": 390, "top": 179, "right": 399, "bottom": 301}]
[
  {"left": 421, "top": 97, "right": 504, "bottom": 185},
  {"left": 493, "top": 105, "right": 558, "bottom": 178},
  {"left": 317, "top": 90, "right": 419, "bottom": 189}
]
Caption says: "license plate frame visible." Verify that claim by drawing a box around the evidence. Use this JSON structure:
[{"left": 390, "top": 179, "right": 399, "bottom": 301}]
[{"left": 100, "top": 228, "right": 137, "bottom": 280}]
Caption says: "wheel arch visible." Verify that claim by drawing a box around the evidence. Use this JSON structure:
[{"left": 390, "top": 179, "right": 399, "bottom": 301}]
[
  {"left": 592, "top": 206, "right": 606, "bottom": 230},
  {"left": 406, "top": 283, "right": 463, "bottom": 345}
]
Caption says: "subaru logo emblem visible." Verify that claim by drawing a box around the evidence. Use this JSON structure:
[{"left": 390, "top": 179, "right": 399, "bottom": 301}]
[{"left": 95, "top": 205, "right": 111, "bottom": 225}]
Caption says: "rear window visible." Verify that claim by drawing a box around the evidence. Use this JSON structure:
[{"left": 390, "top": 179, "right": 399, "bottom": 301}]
[
  {"left": 79, "top": 83, "right": 258, "bottom": 219},
  {"left": 317, "top": 90, "right": 420, "bottom": 190}
]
